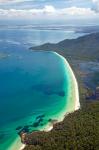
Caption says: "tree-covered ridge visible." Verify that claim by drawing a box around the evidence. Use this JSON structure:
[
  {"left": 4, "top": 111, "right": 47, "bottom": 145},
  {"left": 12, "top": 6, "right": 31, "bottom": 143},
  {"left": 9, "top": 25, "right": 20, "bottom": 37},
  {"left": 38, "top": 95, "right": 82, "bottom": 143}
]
[
  {"left": 23, "top": 101, "right": 99, "bottom": 150},
  {"left": 31, "top": 32, "right": 99, "bottom": 60}
]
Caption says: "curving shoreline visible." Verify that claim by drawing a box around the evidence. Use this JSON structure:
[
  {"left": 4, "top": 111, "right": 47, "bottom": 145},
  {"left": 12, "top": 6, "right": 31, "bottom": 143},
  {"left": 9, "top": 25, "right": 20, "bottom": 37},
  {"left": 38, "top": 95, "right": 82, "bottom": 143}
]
[
  {"left": 40, "top": 52, "right": 80, "bottom": 132},
  {"left": 19, "top": 52, "right": 80, "bottom": 150},
  {"left": 20, "top": 144, "right": 26, "bottom": 150},
  {"left": 55, "top": 52, "right": 80, "bottom": 111},
  {"left": 9, "top": 51, "right": 80, "bottom": 150}
]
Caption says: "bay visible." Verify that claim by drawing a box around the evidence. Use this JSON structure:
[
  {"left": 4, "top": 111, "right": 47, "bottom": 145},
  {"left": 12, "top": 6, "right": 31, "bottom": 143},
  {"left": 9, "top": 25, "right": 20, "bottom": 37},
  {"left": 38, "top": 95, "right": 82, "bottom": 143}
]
[{"left": 0, "top": 27, "right": 82, "bottom": 150}]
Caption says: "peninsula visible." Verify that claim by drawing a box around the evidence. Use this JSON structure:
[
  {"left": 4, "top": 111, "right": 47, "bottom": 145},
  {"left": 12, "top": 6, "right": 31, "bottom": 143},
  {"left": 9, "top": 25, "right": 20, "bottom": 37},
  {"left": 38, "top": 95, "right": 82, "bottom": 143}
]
[
  {"left": 30, "top": 32, "right": 99, "bottom": 61},
  {"left": 21, "top": 32, "right": 99, "bottom": 150}
]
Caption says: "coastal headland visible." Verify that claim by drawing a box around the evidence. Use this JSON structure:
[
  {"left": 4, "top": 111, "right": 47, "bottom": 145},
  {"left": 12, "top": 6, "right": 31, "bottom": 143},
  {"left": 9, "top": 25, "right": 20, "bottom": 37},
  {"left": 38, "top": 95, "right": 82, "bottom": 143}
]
[{"left": 22, "top": 32, "right": 99, "bottom": 150}]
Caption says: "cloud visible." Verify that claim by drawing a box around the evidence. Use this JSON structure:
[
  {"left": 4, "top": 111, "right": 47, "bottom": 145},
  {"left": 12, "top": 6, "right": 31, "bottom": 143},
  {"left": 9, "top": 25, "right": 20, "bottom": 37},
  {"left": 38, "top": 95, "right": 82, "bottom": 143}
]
[
  {"left": 0, "top": 5, "right": 98, "bottom": 19},
  {"left": 92, "top": 0, "right": 99, "bottom": 12},
  {"left": 0, "top": 0, "right": 26, "bottom": 3},
  {"left": 0, "top": 0, "right": 12, "bottom": 2},
  {"left": 59, "top": 7, "right": 96, "bottom": 16}
]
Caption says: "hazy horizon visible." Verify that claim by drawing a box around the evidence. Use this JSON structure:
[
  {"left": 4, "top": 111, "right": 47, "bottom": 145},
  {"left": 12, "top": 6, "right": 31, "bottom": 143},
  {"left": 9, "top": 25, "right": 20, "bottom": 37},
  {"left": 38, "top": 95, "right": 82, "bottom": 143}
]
[{"left": 0, "top": 0, "right": 99, "bottom": 25}]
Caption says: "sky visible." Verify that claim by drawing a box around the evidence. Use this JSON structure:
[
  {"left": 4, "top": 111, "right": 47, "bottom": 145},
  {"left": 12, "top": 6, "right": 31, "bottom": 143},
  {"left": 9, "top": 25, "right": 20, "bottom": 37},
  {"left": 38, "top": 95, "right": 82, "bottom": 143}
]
[{"left": 0, "top": 0, "right": 99, "bottom": 25}]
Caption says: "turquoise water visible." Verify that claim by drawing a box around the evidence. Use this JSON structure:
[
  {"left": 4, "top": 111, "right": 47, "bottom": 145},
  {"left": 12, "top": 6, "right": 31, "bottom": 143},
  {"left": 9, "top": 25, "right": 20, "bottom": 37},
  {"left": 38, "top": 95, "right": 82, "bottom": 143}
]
[
  {"left": 0, "top": 51, "right": 69, "bottom": 150},
  {"left": 0, "top": 27, "right": 82, "bottom": 150}
]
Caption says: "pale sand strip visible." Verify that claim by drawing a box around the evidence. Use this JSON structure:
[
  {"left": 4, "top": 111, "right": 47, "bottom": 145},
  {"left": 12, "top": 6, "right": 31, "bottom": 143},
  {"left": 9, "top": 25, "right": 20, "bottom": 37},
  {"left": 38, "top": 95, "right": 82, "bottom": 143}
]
[
  {"left": 19, "top": 144, "right": 26, "bottom": 150},
  {"left": 8, "top": 137, "right": 26, "bottom": 150},
  {"left": 54, "top": 52, "right": 80, "bottom": 111},
  {"left": 36, "top": 52, "right": 80, "bottom": 132}
]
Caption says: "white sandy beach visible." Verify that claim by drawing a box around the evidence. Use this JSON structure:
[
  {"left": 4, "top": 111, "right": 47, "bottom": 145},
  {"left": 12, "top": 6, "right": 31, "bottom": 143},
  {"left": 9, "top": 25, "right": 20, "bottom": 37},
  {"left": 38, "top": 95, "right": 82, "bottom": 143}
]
[
  {"left": 55, "top": 52, "right": 80, "bottom": 111},
  {"left": 43, "top": 52, "right": 80, "bottom": 130},
  {"left": 19, "top": 144, "right": 26, "bottom": 150},
  {"left": 37, "top": 52, "right": 80, "bottom": 133}
]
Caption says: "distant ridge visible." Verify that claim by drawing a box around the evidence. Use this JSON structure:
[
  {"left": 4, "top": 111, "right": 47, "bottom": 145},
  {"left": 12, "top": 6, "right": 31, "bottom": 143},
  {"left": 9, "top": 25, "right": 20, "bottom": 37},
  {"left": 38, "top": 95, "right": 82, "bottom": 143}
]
[{"left": 31, "top": 32, "right": 99, "bottom": 60}]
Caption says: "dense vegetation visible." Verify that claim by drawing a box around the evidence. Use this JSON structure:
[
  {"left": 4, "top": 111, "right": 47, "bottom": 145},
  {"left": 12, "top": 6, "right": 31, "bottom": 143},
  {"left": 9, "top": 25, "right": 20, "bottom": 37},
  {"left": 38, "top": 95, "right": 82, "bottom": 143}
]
[
  {"left": 23, "top": 101, "right": 99, "bottom": 150},
  {"left": 31, "top": 32, "right": 99, "bottom": 60}
]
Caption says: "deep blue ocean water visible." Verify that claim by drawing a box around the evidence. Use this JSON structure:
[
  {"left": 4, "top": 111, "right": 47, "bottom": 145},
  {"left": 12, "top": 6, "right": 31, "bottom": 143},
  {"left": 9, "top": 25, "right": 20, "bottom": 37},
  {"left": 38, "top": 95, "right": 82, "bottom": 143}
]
[{"left": 0, "top": 27, "right": 84, "bottom": 150}]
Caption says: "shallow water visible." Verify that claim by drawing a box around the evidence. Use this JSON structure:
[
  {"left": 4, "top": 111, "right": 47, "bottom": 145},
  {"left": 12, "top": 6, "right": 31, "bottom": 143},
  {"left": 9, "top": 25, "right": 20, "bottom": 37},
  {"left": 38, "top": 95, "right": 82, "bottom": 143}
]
[{"left": 0, "top": 50, "right": 69, "bottom": 149}]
